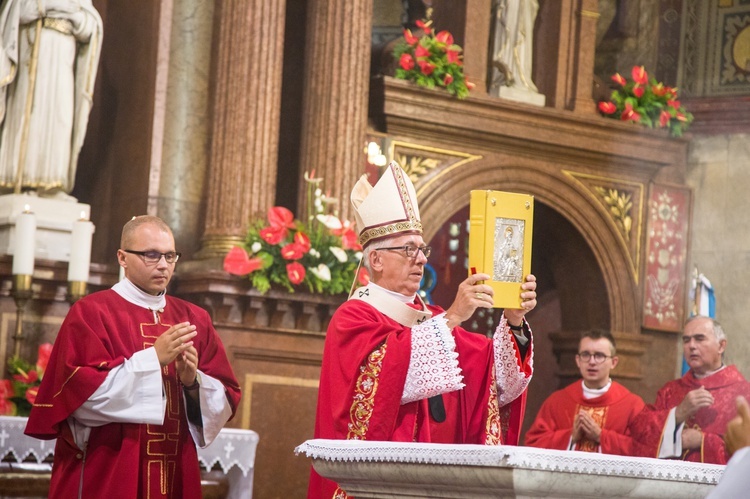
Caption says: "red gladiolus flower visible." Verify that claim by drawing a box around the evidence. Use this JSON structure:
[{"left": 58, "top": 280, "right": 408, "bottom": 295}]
[
  {"left": 621, "top": 103, "right": 640, "bottom": 122},
  {"left": 260, "top": 225, "right": 287, "bottom": 245},
  {"left": 435, "top": 30, "right": 453, "bottom": 45},
  {"left": 286, "top": 262, "right": 305, "bottom": 284},
  {"left": 357, "top": 267, "right": 370, "bottom": 286},
  {"left": 223, "top": 246, "right": 263, "bottom": 275},
  {"left": 631, "top": 65, "right": 648, "bottom": 85},
  {"left": 633, "top": 85, "right": 644, "bottom": 98},
  {"left": 598, "top": 101, "right": 617, "bottom": 114},
  {"left": 399, "top": 53, "right": 415, "bottom": 71},
  {"left": 294, "top": 232, "right": 311, "bottom": 252},
  {"left": 611, "top": 73, "right": 626, "bottom": 86},
  {"left": 281, "top": 242, "right": 305, "bottom": 260},
  {"left": 416, "top": 19, "right": 432, "bottom": 35},
  {"left": 443, "top": 73, "right": 453, "bottom": 85},
  {"left": 676, "top": 112, "right": 688, "bottom": 122},
  {"left": 659, "top": 110, "right": 671, "bottom": 127},
  {"left": 403, "top": 29, "right": 418, "bottom": 45},
  {"left": 36, "top": 343, "right": 52, "bottom": 375},
  {"left": 25, "top": 386, "right": 38, "bottom": 406},
  {"left": 667, "top": 99, "right": 681, "bottom": 110},
  {"left": 415, "top": 44, "right": 430, "bottom": 59},
  {"left": 446, "top": 49, "right": 460, "bottom": 64},
  {"left": 466, "top": 80, "right": 475, "bottom": 90},
  {"left": 418, "top": 60, "right": 435, "bottom": 75}
]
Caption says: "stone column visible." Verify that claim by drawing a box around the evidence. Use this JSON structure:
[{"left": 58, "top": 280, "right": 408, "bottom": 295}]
[
  {"left": 298, "top": 0, "right": 373, "bottom": 222},
  {"left": 198, "top": 0, "right": 287, "bottom": 259},
  {"left": 155, "top": 0, "right": 215, "bottom": 259}
]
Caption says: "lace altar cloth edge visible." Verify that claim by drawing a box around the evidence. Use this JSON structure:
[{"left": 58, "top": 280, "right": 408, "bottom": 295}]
[
  {"left": 295, "top": 439, "right": 724, "bottom": 484},
  {"left": 0, "top": 416, "right": 259, "bottom": 478}
]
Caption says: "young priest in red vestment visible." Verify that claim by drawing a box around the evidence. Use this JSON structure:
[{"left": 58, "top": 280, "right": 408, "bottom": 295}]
[
  {"left": 631, "top": 316, "right": 750, "bottom": 464},
  {"left": 308, "top": 163, "right": 537, "bottom": 499},
  {"left": 25, "top": 216, "right": 241, "bottom": 498},
  {"left": 524, "top": 329, "right": 646, "bottom": 455}
]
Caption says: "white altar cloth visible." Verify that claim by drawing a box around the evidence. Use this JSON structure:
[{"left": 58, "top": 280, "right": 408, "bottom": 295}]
[
  {"left": 0, "top": 416, "right": 258, "bottom": 499},
  {"left": 296, "top": 439, "right": 724, "bottom": 498}
]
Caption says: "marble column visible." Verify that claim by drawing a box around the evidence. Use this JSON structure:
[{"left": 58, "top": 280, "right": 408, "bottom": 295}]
[
  {"left": 198, "top": 0, "right": 287, "bottom": 259},
  {"left": 298, "top": 0, "right": 373, "bottom": 222},
  {"left": 155, "top": 0, "right": 215, "bottom": 259}
]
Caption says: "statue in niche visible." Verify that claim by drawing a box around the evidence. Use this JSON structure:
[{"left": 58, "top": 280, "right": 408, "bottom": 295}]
[
  {"left": 0, "top": 0, "right": 103, "bottom": 198},
  {"left": 489, "top": 0, "right": 545, "bottom": 106}
]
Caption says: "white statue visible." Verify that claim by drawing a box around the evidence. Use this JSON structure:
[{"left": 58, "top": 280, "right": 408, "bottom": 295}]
[
  {"left": 0, "top": 0, "right": 103, "bottom": 196},
  {"left": 489, "top": 0, "right": 545, "bottom": 106}
]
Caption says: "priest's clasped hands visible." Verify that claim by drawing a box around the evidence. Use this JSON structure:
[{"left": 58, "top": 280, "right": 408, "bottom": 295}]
[
  {"left": 154, "top": 322, "right": 199, "bottom": 387},
  {"left": 572, "top": 410, "right": 602, "bottom": 444}
]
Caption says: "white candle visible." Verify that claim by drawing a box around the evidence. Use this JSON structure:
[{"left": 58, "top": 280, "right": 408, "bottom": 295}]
[
  {"left": 68, "top": 214, "right": 94, "bottom": 282},
  {"left": 12, "top": 206, "right": 36, "bottom": 275}
]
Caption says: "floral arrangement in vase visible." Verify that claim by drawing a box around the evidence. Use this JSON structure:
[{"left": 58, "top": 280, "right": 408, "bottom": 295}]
[
  {"left": 223, "top": 172, "right": 369, "bottom": 295},
  {"left": 392, "top": 19, "right": 473, "bottom": 99},
  {"left": 597, "top": 65, "right": 693, "bottom": 137},
  {"left": 1, "top": 343, "right": 53, "bottom": 417}
]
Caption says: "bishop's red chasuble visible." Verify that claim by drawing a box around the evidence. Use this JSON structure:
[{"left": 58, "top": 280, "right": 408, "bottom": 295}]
[
  {"left": 524, "top": 381, "right": 646, "bottom": 456},
  {"left": 309, "top": 299, "right": 532, "bottom": 499},
  {"left": 25, "top": 290, "right": 241, "bottom": 498},
  {"left": 631, "top": 365, "right": 750, "bottom": 464}
]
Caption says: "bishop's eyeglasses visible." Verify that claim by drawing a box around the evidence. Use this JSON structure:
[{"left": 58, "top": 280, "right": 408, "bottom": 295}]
[
  {"left": 378, "top": 245, "right": 432, "bottom": 259},
  {"left": 577, "top": 351, "right": 612, "bottom": 364},
  {"left": 123, "top": 249, "right": 181, "bottom": 264}
]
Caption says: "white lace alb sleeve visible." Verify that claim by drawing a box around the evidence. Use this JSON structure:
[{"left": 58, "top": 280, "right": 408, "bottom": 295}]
[
  {"left": 494, "top": 315, "right": 533, "bottom": 406},
  {"left": 401, "top": 313, "right": 464, "bottom": 405}
]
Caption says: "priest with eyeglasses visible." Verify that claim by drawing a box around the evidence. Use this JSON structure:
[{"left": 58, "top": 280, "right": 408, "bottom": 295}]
[
  {"left": 25, "top": 215, "right": 241, "bottom": 498},
  {"left": 524, "top": 329, "right": 647, "bottom": 455},
  {"left": 308, "top": 163, "right": 537, "bottom": 499}
]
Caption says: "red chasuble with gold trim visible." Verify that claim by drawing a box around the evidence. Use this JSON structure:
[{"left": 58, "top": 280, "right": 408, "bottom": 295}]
[
  {"left": 524, "top": 381, "right": 646, "bottom": 456},
  {"left": 631, "top": 365, "right": 750, "bottom": 464},
  {"left": 25, "top": 290, "right": 241, "bottom": 498},
  {"left": 308, "top": 299, "right": 531, "bottom": 499}
]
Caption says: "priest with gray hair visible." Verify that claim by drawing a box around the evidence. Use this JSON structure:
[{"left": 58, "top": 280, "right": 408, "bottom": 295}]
[{"left": 308, "top": 162, "right": 537, "bottom": 498}]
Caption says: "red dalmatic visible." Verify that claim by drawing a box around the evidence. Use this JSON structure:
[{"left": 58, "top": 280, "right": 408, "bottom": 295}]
[{"left": 25, "top": 290, "right": 241, "bottom": 498}]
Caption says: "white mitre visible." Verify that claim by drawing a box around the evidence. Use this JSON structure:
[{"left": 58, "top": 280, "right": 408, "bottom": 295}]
[{"left": 350, "top": 161, "right": 423, "bottom": 247}]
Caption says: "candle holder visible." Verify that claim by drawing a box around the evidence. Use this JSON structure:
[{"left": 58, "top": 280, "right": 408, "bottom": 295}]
[
  {"left": 11, "top": 274, "right": 33, "bottom": 358},
  {"left": 66, "top": 280, "right": 88, "bottom": 304}
]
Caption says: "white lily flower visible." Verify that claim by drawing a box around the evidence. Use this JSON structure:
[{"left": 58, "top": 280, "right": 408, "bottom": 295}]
[
  {"left": 309, "top": 248, "right": 320, "bottom": 258},
  {"left": 330, "top": 246, "right": 348, "bottom": 263},
  {"left": 310, "top": 264, "right": 331, "bottom": 282},
  {"left": 355, "top": 251, "right": 363, "bottom": 260},
  {"left": 251, "top": 242, "right": 262, "bottom": 253}
]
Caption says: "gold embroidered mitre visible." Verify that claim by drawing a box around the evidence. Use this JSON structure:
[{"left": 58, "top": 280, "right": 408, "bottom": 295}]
[{"left": 351, "top": 161, "right": 423, "bottom": 247}]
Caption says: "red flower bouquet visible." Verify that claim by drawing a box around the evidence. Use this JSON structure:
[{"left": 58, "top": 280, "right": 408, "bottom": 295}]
[
  {"left": 3, "top": 343, "right": 52, "bottom": 416},
  {"left": 597, "top": 65, "right": 693, "bottom": 137},
  {"left": 392, "top": 19, "right": 472, "bottom": 99},
  {"left": 223, "top": 173, "right": 369, "bottom": 295}
]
